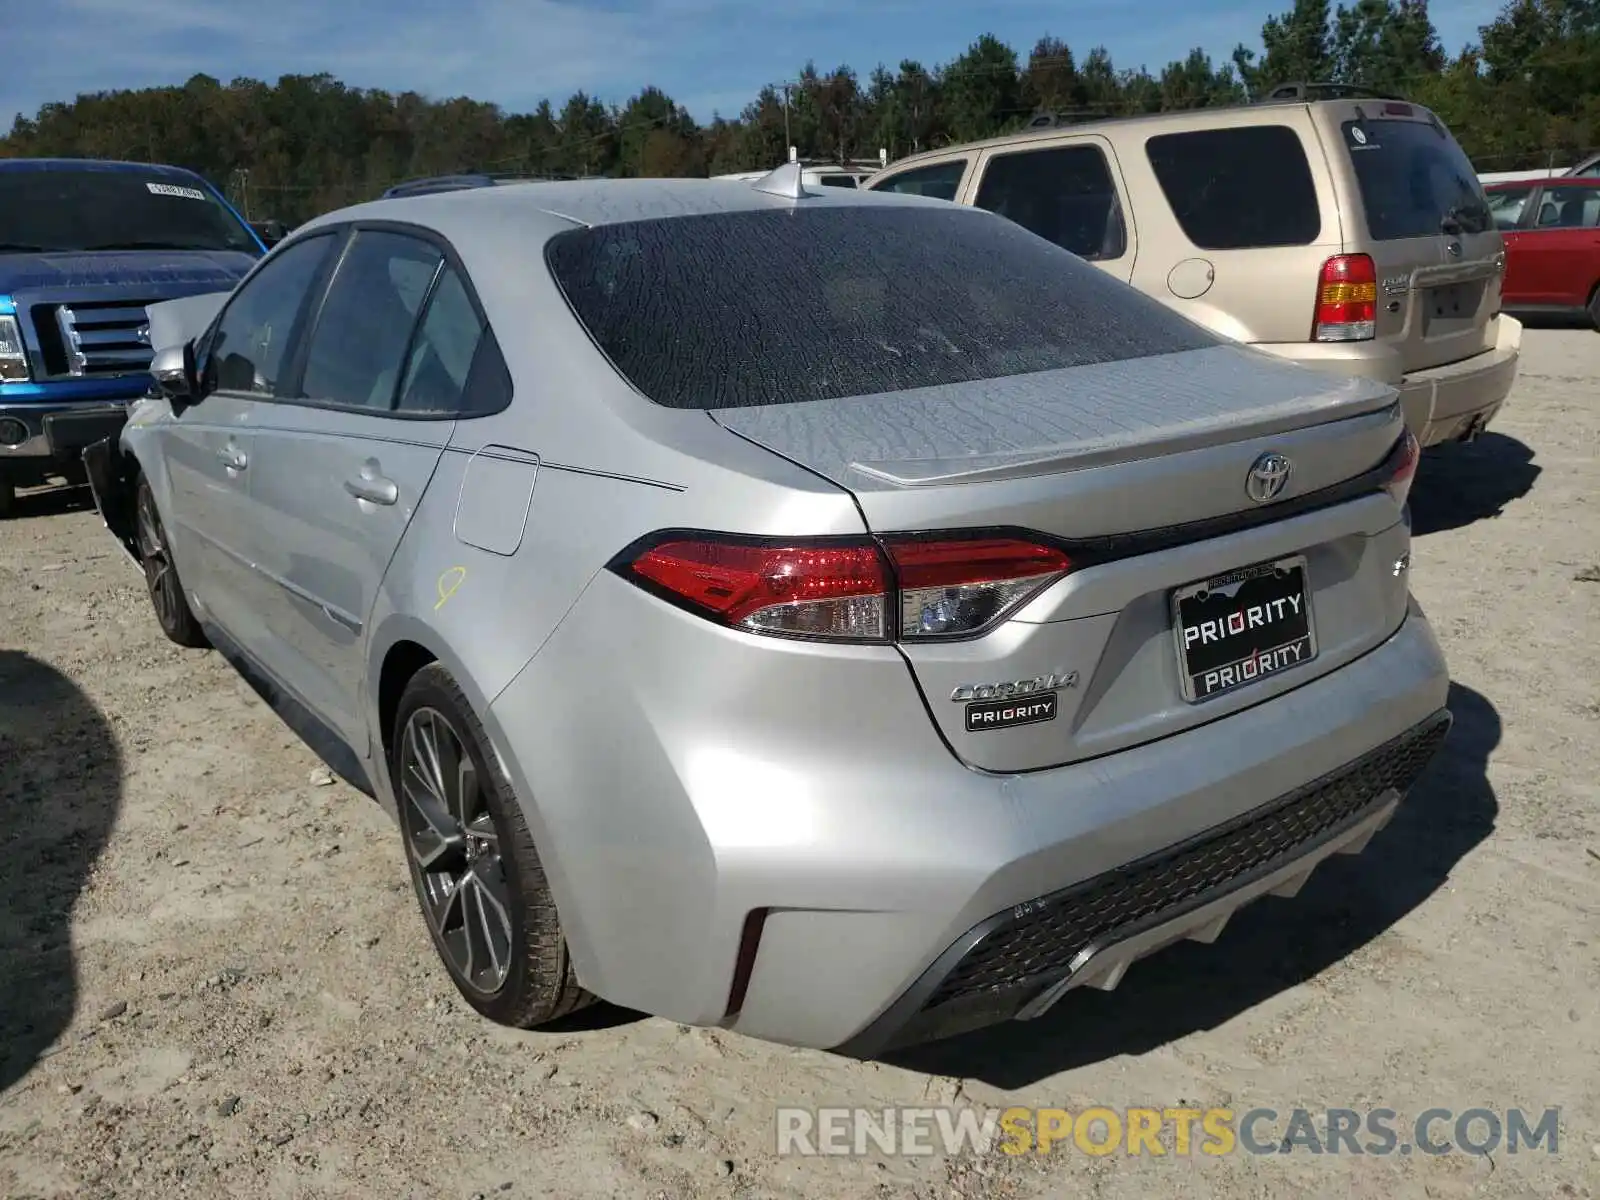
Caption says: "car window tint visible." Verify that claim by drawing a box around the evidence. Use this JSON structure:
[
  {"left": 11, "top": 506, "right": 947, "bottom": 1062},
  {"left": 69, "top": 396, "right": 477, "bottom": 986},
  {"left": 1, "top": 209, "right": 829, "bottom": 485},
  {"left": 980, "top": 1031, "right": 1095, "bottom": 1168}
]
[
  {"left": 395, "top": 265, "right": 486, "bottom": 414},
  {"left": 1536, "top": 186, "right": 1600, "bottom": 228},
  {"left": 1487, "top": 187, "right": 1534, "bottom": 230},
  {"left": 1339, "top": 119, "right": 1490, "bottom": 240},
  {"left": 299, "top": 230, "right": 443, "bottom": 409},
  {"left": 871, "top": 160, "right": 967, "bottom": 201},
  {"left": 974, "top": 144, "right": 1128, "bottom": 260},
  {"left": 545, "top": 204, "right": 1218, "bottom": 411},
  {"left": 208, "top": 234, "right": 332, "bottom": 396},
  {"left": 1145, "top": 125, "right": 1321, "bottom": 250}
]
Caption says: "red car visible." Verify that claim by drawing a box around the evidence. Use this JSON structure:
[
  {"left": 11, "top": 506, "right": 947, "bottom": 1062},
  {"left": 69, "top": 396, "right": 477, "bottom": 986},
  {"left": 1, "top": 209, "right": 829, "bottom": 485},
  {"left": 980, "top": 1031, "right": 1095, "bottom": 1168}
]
[{"left": 1486, "top": 177, "right": 1600, "bottom": 328}]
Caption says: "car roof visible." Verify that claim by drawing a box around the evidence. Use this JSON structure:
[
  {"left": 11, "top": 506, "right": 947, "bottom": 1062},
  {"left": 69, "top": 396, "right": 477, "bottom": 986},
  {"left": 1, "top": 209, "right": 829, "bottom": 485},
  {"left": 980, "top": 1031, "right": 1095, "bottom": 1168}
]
[
  {"left": 872, "top": 96, "right": 1437, "bottom": 177},
  {"left": 297, "top": 174, "right": 952, "bottom": 239},
  {"left": 1487, "top": 176, "right": 1600, "bottom": 189},
  {"left": 0, "top": 157, "right": 205, "bottom": 180}
]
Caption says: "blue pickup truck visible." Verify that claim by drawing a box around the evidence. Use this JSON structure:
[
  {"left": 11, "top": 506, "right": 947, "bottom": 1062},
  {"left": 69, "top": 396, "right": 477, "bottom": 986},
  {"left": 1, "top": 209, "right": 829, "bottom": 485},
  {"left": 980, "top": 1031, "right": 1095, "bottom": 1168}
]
[{"left": 0, "top": 158, "right": 265, "bottom": 516}]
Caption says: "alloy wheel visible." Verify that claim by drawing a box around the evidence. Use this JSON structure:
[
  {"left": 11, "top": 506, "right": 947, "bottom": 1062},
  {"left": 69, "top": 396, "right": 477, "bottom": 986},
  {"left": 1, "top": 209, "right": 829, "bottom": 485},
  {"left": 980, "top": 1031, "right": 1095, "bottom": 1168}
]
[
  {"left": 399, "top": 707, "right": 513, "bottom": 995},
  {"left": 136, "top": 484, "right": 180, "bottom": 630}
]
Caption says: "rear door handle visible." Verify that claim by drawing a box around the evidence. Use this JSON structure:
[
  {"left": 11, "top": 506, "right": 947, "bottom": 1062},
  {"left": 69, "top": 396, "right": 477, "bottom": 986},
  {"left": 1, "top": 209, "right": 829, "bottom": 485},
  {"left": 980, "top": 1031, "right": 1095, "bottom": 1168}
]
[
  {"left": 344, "top": 471, "right": 398, "bottom": 506},
  {"left": 217, "top": 445, "right": 247, "bottom": 471}
]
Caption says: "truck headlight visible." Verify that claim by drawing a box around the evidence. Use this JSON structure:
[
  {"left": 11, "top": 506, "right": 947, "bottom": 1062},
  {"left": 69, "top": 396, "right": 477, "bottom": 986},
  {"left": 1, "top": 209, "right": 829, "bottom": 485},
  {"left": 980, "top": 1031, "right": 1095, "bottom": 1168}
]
[{"left": 0, "top": 307, "right": 29, "bottom": 382}]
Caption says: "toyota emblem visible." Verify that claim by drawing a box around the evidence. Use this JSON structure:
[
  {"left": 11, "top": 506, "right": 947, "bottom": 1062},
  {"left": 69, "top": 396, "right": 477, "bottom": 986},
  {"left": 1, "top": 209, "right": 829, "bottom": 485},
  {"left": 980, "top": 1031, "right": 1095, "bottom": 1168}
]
[{"left": 1246, "top": 452, "right": 1293, "bottom": 503}]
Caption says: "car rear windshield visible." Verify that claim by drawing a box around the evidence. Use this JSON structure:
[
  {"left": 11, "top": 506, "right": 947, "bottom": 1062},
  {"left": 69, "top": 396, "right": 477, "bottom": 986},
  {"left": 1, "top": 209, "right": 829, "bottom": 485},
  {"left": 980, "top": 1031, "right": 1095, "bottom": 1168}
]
[
  {"left": 1340, "top": 118, "right": 1491, "bottom": 240},
  {"left": 0, "top": 168, "right": 260, "bottom": 255},
  {"left": 544, "top": 205, "right": 1219, "bottom": 410}
]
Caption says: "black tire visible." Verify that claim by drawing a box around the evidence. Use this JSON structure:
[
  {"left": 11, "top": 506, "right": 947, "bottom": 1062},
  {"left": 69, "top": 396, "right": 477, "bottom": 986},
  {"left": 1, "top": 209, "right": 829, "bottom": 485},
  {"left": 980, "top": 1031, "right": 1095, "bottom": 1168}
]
[
  {"left": 0, "top": 476, "right": 14, "bottom": 520},
  {"left": 1588, "top": 284, "right": 1600, "bottom": 332},
  {"left": 392, "top": 663, "right": 594, "bottom": 1027},
  {"left": 134, "top": 475, "right": 209, "bottom": 648}
]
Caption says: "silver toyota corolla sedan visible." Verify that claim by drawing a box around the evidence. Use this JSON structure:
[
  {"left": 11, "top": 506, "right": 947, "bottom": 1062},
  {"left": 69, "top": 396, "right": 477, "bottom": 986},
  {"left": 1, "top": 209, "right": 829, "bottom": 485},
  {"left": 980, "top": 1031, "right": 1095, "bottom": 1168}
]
[{"left": 85, "top": 165, "right": 1452, "bottom": 1054}]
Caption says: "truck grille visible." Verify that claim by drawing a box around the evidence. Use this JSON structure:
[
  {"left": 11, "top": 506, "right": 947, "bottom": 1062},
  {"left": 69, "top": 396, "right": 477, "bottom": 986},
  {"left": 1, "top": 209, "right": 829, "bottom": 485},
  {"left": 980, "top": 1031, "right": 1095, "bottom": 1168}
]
[
  {"left": 921, "top": 711, "right": 1452, "bottom": 1012},
  {"left": 41, "top": 302, "right": 154, "bottom": 379}
]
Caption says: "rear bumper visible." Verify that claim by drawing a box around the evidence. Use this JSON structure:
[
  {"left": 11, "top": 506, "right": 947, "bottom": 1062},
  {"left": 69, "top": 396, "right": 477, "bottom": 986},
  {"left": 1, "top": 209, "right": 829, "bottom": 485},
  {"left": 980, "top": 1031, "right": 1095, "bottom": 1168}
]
[
  {"left": 488, "top": 577, "right": 1452, "bottom": 1052},
  {"left": 837, "top": 708, "right": 1449, "bottom": 1056},
  {"left": 1254, "top": 316, "right": 1522, "bottom": 448},
  {"left": 1399, "top": 316, "right": 1522, "bottom": 448}
]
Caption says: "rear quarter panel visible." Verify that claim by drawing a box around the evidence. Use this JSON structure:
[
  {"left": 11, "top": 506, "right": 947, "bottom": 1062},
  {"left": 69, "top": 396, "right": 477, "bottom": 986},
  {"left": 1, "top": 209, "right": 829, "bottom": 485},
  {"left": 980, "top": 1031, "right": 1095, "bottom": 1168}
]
[{"left": 1112, "top": 106, "right": 1344, "bottom": 345}]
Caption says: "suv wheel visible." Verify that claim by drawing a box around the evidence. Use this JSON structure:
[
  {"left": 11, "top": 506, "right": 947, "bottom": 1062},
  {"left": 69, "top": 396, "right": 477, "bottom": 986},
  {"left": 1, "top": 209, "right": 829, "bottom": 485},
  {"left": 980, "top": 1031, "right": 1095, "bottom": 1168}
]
[
  {"left": 1588, "top": 283, "right": 1600, "bottom": 332},
  {"left": 0, "top": 477, "right": 14, "bottom": 520},
  {"left": 134, "top": 476, "right": 209, "bottom": 648},
  {"left": 392, "top": 663, "right": 595, "bottom": 1027}
]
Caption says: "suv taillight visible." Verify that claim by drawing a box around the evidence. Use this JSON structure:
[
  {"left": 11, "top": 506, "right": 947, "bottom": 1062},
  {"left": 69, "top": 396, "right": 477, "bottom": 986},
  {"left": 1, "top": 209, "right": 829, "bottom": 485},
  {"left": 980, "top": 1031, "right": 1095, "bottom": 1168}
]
[
  {"left": 1386, "top": 428, "right": 1421, "bottom": 508},
  {"left": 617, "top": 533, "right": 1072, "bottom": 643},
  {"left": 1313, "top": 254, "right": 1377, "bottom": 342}
]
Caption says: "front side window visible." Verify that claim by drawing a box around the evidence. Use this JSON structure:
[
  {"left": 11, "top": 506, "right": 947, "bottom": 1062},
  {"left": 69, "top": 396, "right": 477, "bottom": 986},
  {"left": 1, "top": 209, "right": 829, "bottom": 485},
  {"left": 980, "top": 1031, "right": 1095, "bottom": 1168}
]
[
  {"left": 206, "top": 235, "right": 334, "bottom": 396},
  {"left": 545, "top": 205, "right": 1217, "bottom": 411},
  {"left": 974, "top": 144, "right": 1128, "bottom": 260},
  {"left": 870, "top": 160, "right": 968, "bottom": 202},
  {"left": 1487, "top": 187, "right": 1534, "bottom": 231},
  {"left": 298, "top": 230, "right": 444, "bottom": 410},
  {"left": 0, "top": 167, "right": 261, "bottom": 255},
  {"left": 1146, "top": 125, "right": 1321, "bottom": 250}
]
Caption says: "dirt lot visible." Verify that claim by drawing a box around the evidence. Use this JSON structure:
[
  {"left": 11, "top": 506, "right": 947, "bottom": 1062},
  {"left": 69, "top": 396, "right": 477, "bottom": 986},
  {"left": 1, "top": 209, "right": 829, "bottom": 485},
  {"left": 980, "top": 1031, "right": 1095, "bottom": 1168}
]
[{"left": 2, "top": 328, "right": 1597, "bottom": 1200}]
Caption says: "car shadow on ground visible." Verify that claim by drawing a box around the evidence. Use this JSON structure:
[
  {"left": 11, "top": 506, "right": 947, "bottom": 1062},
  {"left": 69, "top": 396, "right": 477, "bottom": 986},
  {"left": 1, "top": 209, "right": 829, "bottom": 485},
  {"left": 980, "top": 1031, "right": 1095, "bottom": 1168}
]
[
  {"left": 890, "top": 681, "right": 1499, "bottom": 1091},
  {"left": 1410, "top": 433, "right": 1540, "bottom": 537},
  {"left": 0, "top": 651, "right": 123, "bottom": 1095},
  {"left": 4, "top": 482, "right": 97, "bottom": 521}
]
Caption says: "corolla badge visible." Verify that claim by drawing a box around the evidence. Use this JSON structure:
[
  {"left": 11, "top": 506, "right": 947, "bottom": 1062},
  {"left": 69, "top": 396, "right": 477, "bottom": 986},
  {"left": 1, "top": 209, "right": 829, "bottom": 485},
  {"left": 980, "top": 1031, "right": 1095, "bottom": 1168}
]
[{"left": 1245, "top": 452, "right": 1293, "bottom": 504}]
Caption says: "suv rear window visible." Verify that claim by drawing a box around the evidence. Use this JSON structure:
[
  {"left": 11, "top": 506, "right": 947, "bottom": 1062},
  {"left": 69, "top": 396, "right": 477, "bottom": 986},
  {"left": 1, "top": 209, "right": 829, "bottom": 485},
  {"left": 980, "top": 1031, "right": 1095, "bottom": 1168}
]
[
  {"left": 1341, "top": 118, "right": 1491, "bottom": 240},
  {"left": 974, "top": 144, "right": 1127, "bottom": 261},
  {"left": 545, "top": 205, "right": 1218, "bottom": 411},
  {"left": 1145, "top": 125, "right": 1321, "bottom": 250}
]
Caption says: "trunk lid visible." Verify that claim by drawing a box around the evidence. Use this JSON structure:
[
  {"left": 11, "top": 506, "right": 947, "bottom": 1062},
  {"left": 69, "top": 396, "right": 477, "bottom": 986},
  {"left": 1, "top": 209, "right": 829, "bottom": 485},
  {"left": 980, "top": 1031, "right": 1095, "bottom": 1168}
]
[
  {"left": 1317, "top": 101, "right": 1504, "bottom": 375},
  {"left": 713, "top": 346, "right": 1410, "bottom": 773}
]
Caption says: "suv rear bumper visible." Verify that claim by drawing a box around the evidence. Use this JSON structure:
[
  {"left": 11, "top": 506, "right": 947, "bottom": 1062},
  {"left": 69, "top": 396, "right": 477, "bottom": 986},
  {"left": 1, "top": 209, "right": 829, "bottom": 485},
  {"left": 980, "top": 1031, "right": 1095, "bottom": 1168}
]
[{"left": 1256, "top": 315, "right": 1522, "bottom": 448}]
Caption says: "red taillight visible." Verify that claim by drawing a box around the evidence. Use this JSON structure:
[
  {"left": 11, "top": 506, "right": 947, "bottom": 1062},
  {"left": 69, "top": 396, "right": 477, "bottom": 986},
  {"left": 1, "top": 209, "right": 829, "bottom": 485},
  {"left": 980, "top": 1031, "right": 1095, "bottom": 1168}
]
[
  {"left": 628, "top": 539, "right": 890, "bottom": 640},
  {"left": 1386, "top": 428, "right": 1421, "bottom": 508},
  {"left": 884, "top": 537, "right": 1071, "bottom": 639},
  {"left": 1314, "top": 254, "right": 1377, "bottom": 342},
  {"left": 619, "top": 533, "right": 1072, "bottom": 642}
]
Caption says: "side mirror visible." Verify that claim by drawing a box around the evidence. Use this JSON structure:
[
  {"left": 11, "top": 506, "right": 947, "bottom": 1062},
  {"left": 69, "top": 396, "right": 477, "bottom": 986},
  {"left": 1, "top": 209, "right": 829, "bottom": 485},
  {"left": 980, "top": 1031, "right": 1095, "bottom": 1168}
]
[
  {"left": 250, "top": 220, "right": 286, "bottom": 250},
  {"left": 151, "top": 341, "right": 201, "bottom": 413}
]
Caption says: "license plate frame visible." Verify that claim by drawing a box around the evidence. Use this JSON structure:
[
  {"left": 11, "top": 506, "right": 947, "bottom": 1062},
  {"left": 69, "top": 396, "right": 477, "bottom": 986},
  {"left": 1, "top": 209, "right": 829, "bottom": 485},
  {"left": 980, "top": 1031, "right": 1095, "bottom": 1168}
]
[{"left": 1171, "top": 554, "right": 1317, "bottom": 704}]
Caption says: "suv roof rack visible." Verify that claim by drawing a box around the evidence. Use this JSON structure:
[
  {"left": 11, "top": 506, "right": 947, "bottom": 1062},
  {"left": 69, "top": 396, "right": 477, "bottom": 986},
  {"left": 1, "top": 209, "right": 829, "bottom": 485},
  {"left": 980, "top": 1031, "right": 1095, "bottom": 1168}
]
[
  {"left": 1024, "top": 109, "right": 1119, "bottom": 130},
  {"left": 1257, "top": 81, "right": 1405, "bottom": 104}
]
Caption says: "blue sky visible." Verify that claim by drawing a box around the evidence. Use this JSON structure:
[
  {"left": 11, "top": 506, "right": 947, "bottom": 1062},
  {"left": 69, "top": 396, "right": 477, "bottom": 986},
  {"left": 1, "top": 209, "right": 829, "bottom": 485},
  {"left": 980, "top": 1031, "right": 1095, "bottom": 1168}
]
[{"left": 8, "top": 0, "right": 1509, "bottom": 130}]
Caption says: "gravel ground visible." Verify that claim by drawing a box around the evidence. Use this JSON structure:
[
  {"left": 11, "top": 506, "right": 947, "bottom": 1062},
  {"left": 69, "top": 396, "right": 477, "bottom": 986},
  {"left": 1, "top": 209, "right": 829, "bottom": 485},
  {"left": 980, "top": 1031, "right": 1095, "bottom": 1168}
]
[{"left": 1, "top": 328, "right": 1597, "bottom": 1200}]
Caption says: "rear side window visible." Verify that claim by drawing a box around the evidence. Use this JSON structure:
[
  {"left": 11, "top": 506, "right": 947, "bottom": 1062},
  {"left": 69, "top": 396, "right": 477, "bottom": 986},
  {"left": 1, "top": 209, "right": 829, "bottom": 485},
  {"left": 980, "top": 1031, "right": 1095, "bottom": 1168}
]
[
  {"left": 300, "top": 230, "right": 443, "bottom": 409},
  {"left": 544, "top": 205, "right": 1218, "bottom": 411},
  {"left": 974, "top": 144, "right": 1127, "bottom": 260},
  {"left": 1341, "top": 119, "right": 1490, "bottom": 240},
  {"left": 395, "top": 265, "right": 513, "bottom": 416},
  {"left": 871, "top": 161, "right": 967, "bottom": 201},
  {"left": 1146, "top": 125, "right": 1321, "bottom": 250}
]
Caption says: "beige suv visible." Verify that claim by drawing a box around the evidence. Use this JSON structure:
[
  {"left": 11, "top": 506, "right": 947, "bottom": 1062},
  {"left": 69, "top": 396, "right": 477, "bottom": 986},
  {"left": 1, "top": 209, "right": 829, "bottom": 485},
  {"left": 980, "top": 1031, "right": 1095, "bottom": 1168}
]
[{"left": 864, "top": 87, "right": 1522, "bottom": 448}]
